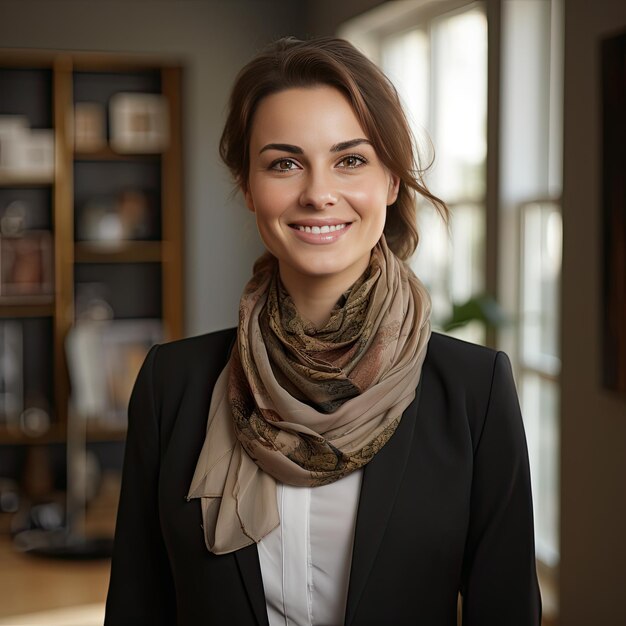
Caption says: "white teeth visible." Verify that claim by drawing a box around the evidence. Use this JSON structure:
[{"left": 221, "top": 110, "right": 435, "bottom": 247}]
[{"left": 294, "top": 223, "right": 347, "bottom": 233}]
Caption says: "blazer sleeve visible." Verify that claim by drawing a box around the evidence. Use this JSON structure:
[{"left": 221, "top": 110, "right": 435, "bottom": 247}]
[
  {"left": 460, "top": 350, "right": 542, "bottom": 625},
  {"left": 104, "top": 344, "right": 177, "bottom": 625}
]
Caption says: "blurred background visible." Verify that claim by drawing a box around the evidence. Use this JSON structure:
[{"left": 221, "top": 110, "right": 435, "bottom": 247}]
[{"left": 0, "top": 0, "right": 624, "bottom": 624}]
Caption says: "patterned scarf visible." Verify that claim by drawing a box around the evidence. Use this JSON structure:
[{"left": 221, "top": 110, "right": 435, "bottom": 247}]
[{"left": 187, "top": 237, "right": 432, "bottom": 555}]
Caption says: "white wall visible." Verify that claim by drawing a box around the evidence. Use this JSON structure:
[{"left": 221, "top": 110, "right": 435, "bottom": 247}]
[
  {"left": 0, "top": 0, "right": 305, "bottom": 336},
  {"left": 560, "top": 0, "right": 626, "bottom": 623}
]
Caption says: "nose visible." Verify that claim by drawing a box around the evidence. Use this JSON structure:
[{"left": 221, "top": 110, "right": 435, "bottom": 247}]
[{"left": 298, "top": 168, "right": 338, "bottom": 210}]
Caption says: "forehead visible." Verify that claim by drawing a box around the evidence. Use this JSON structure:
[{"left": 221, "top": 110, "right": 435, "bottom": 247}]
[{"left": 249, "top": 85, "right": 368, "bottom": 147}]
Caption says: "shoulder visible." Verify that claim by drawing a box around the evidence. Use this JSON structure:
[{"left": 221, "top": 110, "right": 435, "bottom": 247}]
[
  {"left": 154, "top": 326, "right": 236, "bottom": 362},
  {"left": 425, "top": 330, "right": 502, "bottom": 382},
  {"left": 150, "top": 327, "right": 236, "bottom": 389},
  {"left": 139, "top": 328, "right": 237, "bottom": 435},
  {"left": 425, "top": 331, "right": 516, "bottom": 450}
]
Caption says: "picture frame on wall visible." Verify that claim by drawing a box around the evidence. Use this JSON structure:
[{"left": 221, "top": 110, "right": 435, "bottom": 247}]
[
  {"left": 601, "top": 29, "right": 626, "bottom": 395},
  {"left": 0, "top": 231, "right": 54, "bottom": 300},
  {"left": 109, "top": 92, "right": 169, "bottom": 154}
]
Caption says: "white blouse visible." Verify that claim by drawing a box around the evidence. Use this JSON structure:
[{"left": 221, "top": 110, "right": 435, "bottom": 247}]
[{"left": 257, "top": 468, "right": 364, "bottom": 626}]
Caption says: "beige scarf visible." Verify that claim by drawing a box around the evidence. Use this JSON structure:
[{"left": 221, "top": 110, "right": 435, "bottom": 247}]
[{"left": 187, "top": 237, "right": 432, "bottom": 555}]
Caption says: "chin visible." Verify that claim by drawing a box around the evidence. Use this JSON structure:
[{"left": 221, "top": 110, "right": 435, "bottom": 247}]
[{"left": 288, "top": 252, "right": 363, "bottom": 280}]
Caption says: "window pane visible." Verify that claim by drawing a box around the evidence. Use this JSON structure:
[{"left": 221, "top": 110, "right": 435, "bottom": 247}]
[
  {"left": 449, "top": 203, "right": 486, "bottom": 302},
  {"left": 521, "top": 202, "right": 562, "bottom": 373},
  {"left": 521, "top": 371, "right": 560, "bottom": 566},
  {"left": 411, "top": 203, "right": 452, "bottom": 325},
  {"left": 412, "top": 203, "right": 485, "bottom": 346},
  {"left": 381, "top": 8, "right": 489, "bottom": 346},
  {"left": 381, "top": 28, "right": 429, "bottom": 138},
  {"left": 430, "top": 8, "right": 488, "bottom": 202}
]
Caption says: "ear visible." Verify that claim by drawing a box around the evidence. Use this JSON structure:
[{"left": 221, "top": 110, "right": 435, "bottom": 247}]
[{"left": 386, "top": 173, "right": 400, "bottom": 206}]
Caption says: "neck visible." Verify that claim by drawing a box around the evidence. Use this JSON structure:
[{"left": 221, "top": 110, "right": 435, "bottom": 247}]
[{"left": 278, "top": 255, "right": 370, "bottom": 329}]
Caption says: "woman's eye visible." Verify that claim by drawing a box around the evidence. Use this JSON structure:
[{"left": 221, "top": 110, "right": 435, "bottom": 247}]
[
  {"left": 337, "top": 154, "right": 367, "bottom": 168},
  {"left": 271, "top": 159, "right": 298, "bottom": 172}
]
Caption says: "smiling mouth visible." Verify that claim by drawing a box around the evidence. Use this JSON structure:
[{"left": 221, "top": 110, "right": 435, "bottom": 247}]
[{"left": 289, "top": 223, "right": 348, "bottom": 234}]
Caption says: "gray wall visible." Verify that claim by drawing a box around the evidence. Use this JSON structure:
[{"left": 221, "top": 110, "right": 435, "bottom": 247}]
[
  {"left": 0, "top": 0, "right": 305, "bottom": 336},
  {"left": 303, "top": 0, "right": 386, "bottom": 36},
  {"left": 560, "top": 0, "right": 626, "bottom": 623}
]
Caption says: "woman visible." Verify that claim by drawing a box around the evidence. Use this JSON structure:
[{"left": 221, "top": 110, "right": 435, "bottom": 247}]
[{"left": 105, "top": 36, "right": 541, "bottom": 625}]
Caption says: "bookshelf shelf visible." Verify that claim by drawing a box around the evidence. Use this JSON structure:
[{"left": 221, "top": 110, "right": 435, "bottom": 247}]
[
  {"left": 74, "top": 240, "right": 161, "bottom": 263},
  {"left": 74, "top": 147, "right": 161, "bottom": 162},
  {"left": 0, "top": 422, "right": 64, "bottom": 445},
  {"left": 0, "top": 177, "right": 54, "bottom": 188},
  {"left": 0, "top": 301, "right": 55, "bottom": 317}
]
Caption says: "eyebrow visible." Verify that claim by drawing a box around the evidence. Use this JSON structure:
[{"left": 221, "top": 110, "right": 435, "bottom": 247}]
[
  {"left": 331, "top": 138, "right": 372, "bottom": 152},
  {"left": 259, "top": 138, "right": 372, "bottom": 155},
  {"left": 259, "top": 143, "right": 303, "bottom": 155}
]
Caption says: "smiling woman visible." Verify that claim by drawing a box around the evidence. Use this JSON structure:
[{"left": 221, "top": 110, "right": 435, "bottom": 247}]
[
  {"left": 244, "top": 86, "right": 398, "bottom": 327},
  {"left": 105, "top": 36, "right": 541, "bottom": 626}
]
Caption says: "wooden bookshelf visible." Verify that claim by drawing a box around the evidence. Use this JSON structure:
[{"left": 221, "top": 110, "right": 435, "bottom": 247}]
[{"left": 0, "top": 49, "right": 184, "bottom": 453}]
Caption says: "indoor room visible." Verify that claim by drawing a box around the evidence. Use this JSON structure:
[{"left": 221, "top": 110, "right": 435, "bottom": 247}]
[{"left": 0, "top": 1, "right": 624, "bottom": 625}]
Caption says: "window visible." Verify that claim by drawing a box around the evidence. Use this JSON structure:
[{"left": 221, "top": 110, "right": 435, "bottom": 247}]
[
  {"left": 343, "top": 3, "right": 488, "bottom": 345},
  {"left": 501, "top": 0, "right": 563, "bottom": 570},
  {"left": 341, "top": 0, "right": 564, "bottom": 597},
  {"left": 519, "top": 201, "right": 561, "bottom": 567}
]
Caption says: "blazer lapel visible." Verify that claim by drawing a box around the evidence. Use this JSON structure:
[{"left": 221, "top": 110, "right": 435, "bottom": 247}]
[
  {"left": 234, "top": 543, "right": 270, "bottom": 626},
  {"left": 344, "top": 380, "right": 423, "bottom": 626}
]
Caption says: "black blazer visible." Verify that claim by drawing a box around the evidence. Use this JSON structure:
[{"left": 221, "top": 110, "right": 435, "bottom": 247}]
[{"left": 104, "top": 328, "right": 542, "bottom": 625}]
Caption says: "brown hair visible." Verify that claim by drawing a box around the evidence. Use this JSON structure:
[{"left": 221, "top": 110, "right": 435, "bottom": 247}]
[{"left": 219, "top": 36, "right": 449, "bottom": 260}]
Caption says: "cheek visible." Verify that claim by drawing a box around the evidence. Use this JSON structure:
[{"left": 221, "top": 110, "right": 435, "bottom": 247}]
[
  {"left": 254, "top": 216, "right": 284, "bottom": 259},
  {"left": 248, "top": 177, "right": 295, "bottom": 215},
  {"left": 344, "top": 180, "right": 391, "bottom": 223},
  {"left": 247, "top": 184, "right": 289, "bottom": 252}
]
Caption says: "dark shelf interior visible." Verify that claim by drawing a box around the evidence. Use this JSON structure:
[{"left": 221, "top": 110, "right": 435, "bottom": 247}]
[
  {"left": 0, "top": 316, "right": 54, "bottom": 426},
  {"left": 74, "top": 262, "right": 162, "bottom": 319},
  {"left": 0, "top": 187, "right": 53, "bottom": 231},
  {"left": 73, "top": 70, "right": 161, "bottom": 108},
  {"left": 0, "top": 68, "right": 53, "bottom": 129},
  {"left": 74, "top": 160, "right": 162, "bottom": 241}
]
